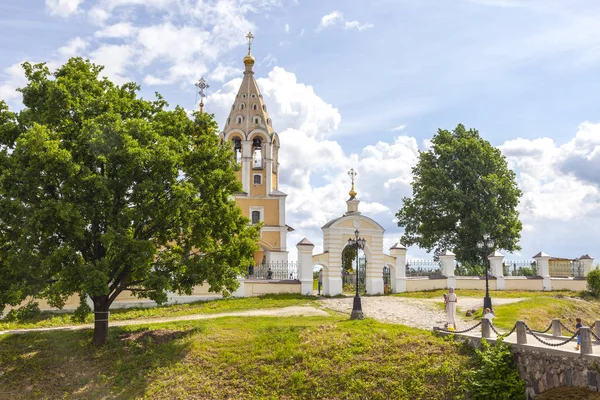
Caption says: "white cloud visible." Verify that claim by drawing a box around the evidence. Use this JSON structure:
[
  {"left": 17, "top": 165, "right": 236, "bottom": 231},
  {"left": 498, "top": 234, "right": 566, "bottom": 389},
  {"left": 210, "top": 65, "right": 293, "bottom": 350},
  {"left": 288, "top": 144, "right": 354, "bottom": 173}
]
[
  {"left": 317, "top": 10, "right": 373, "bottom": 32},
  {"left": 285, "top": 24, "right": 290, "bottom": 34},
  {"left": 45, "top": 0, "right": 83, "bottom": 18},
  {"left": 94, "top": 22, "right": 136, "bottom": 38},
  {"left": 0, "top": 63, "right": 27, "bottom": 105},
  {"left": 209, "top": 63, "right": 242, "bottom": 82},
  {"left": 344, "top": 20, "right": 374, "bottom": 31},
  {"left": 391, "top": 124, "right": 406, "bottom": 131},
  {"left": 89, "top": 44, "right": 134, "bottom": 84},
  {"left": 58, "top": 37, "right": 88, "bottom": 58}
]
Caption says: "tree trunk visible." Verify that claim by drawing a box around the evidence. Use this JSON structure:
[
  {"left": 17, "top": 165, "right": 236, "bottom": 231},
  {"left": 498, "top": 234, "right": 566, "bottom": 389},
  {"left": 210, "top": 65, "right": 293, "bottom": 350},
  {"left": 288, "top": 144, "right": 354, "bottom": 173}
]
[{"left": 93, "top": 296, "right": 110, "bottom": 346}]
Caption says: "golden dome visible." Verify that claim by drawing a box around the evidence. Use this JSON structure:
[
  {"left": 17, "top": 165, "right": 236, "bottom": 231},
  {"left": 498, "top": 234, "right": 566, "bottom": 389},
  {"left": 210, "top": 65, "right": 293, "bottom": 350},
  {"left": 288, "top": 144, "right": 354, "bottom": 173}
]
[{"left": 244, "top": 54, "right": 255, "bottom": 65}]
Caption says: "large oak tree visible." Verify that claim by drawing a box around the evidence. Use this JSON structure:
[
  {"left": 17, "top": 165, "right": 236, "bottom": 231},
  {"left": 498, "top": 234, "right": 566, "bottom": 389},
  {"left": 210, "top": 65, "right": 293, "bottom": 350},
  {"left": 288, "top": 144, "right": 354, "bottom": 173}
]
[
  {"left": 396, "top": 124, "right": 522, "bottom": 267},
  {"left": 0, "top": 58, "right": 259, "bottom": 345}
]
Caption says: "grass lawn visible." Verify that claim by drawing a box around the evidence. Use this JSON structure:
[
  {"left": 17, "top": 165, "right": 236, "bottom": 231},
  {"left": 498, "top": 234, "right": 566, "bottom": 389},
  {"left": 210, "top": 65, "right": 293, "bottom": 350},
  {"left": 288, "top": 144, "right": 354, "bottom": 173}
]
[
  {"left": 399, "top": 289, "right": 600, "bottom": 331},
  {"left": 0, "top": 316, "right": 474, "bottom": 400},
  {"left": 0, "top": 294, "right": 318, "bottom": 331}
]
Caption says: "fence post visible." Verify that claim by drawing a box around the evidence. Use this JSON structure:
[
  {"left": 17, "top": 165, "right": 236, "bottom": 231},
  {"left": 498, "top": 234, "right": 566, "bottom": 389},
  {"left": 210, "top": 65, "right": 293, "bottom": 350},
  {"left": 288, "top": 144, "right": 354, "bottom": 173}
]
[
  {"left": 389, "top": 244, "right": 407, "bottom": 293},
  {"left": 296, "top": 238, "right": 315, "bottom": 296},
  {"left": 232, "top": 275, "right": 246, "bottom": 298},
  {"left": 481, "top": 318, "right": 491, "bottom": 338},
  {"left": 533, "top": 251, "right": 552, "bottom": 291},
  {"left": 516, "top": 321, "right": 527, "bottom": 344},
  {"left": 488, "top": 251, "right": 505, "bottom": 290},
  {"left": 595, "top": 320, "right": 600, "bottom": 340},
  {"left": 579, "top": 254, "right": 595, "bottom": 277},
  {"left": 439, "top": 250, "right": 456, "bottom": 289},
  {"left": 552, "top": 319, "right": 562, "bottom": 337},
  {"left": 580, "top": 327, "right": 593, "bottom": 355}
]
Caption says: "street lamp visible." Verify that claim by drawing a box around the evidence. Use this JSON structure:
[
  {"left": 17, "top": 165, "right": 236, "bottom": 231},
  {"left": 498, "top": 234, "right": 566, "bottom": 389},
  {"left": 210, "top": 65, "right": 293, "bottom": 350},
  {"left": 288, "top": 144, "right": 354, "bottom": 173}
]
[
  {"left": 348, "top": 229, "right": 366, "bottom": 320},
  {"left": 477, "top": 235, "right": 494, "bottom": 312}
]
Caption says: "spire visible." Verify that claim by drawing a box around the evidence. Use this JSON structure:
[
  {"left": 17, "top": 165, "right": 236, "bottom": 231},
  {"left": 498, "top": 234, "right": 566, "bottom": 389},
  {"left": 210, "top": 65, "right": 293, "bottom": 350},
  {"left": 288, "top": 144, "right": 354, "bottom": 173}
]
[
  {"left": 243, "top": 31, "right": 255, "bottom": 72},
  {"left": 195, "top": 77, "right": 209, "bottom": 114},
  {"left": 223, "top": 32, "right": 275, "bottom": 134},
  {"left": 347, "top": 168, "right": 357, "bottom": 198}
]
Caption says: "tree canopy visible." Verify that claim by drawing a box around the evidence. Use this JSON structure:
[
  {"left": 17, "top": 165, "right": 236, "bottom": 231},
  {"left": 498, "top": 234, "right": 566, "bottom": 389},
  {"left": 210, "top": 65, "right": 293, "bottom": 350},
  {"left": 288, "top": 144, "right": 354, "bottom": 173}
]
[
  {"left": 396, "top": 124, "right": 522, "bottom": 266},
  {"left": 0, "top": 58, "right": 259, "bottom": 345}
]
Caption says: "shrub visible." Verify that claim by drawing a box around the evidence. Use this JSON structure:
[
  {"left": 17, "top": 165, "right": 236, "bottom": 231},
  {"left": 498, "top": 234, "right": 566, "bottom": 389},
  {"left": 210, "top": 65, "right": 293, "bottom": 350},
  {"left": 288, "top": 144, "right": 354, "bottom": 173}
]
[
  {"left": 587, "top": 268, "right": 600, "bottom": 298},
  {"left": 468, "top": 338, "right": 525, "bottom": 399}
]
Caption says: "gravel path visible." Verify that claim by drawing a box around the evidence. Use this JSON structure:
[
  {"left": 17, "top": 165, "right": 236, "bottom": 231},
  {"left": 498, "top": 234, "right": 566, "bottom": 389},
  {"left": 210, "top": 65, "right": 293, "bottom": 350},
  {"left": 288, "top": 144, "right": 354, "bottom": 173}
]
[{"left": 319, "top": 296, "right": 525, "bottom": 331}]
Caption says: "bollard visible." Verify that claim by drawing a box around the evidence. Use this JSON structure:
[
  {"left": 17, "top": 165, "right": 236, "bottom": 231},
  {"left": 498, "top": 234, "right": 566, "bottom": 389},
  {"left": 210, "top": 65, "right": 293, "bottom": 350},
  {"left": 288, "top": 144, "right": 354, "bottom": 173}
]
[
  {"left": 516, "top": 321, "right": 527, "bottom": 344},
  {"left": 481, "top": 318, "right": 491, "bottom": 339},
  {"left": 552, "top": 319, "right": 561, "bottom": 337},
  {"left": 595, "top": 320, "right": 600, "bottom": 340},
  {"left": 580, "top": 326, "right": 593, "bottom": 355}
]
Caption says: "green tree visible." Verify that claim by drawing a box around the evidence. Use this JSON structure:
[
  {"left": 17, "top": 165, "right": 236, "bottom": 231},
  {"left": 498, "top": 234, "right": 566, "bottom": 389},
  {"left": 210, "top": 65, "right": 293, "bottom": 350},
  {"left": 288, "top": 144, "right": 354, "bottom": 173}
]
[
  {"left": 341, "top": 244, "right": 355, "bottom": 272},
  {"left": 396, "top": 124, "right": 522, "bottom": 265},
  {"left": 0, "top": 58, "right": 259, "bottom": 345},
  {"left": 469, "top": 338, "right": 525, "bottom": 399}
]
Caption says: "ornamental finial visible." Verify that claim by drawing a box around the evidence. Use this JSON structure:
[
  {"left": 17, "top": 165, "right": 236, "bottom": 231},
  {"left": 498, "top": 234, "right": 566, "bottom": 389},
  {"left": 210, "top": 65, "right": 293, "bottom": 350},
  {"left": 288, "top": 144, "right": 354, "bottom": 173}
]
[
  {"left": 347, "top": 168, "right": 357, "bottom": 198},
  {"left": 195, "top": 77, "right": 209, "bottom": 114},
  {"left": 246, "top": 31, "right": 254, "bottom": 55}
]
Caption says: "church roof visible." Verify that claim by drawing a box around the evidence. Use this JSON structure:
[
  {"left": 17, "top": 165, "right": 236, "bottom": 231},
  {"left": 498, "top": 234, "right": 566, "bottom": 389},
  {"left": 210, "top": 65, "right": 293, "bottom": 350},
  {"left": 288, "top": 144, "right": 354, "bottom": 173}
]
[{"left": 223, "top": 47, "right": 275, "bottom": 136}]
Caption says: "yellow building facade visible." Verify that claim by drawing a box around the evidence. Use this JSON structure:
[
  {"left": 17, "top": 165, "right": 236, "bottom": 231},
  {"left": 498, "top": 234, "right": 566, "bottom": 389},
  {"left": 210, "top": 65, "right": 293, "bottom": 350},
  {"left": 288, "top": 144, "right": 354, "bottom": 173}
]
[{"left": 218, "top": 37, "right": 291, "bottom": 264}]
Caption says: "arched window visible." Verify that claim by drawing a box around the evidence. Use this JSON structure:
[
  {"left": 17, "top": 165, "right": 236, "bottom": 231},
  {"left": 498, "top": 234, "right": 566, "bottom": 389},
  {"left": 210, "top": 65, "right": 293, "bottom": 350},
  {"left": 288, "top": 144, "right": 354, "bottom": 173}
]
[
  {"left": 251, "top": 94, "right": 256, "bottom": 98},
  {"left": 262, "top": 105, "right": 267, "bottom": 111},
  {"left": 239, "top": 103, "right": 245, "bottom": 110},
  {"left": 232, "top": 137, "right": 242, "bottom": 164},
  {"left": 267, "top": 118, "right": 272, "bottom": 126},
  {"left": 252, "top": 104, "right": 258, "bottom": 110},
  {"left": 253, "top": 174, "right": 262, "bottom": 184},
  {"left": 236, "top": 116, "right": 243, "bottom": 124},
  {"left": 227, "top": 117, "right": 230, "bottom": 124},
  {"left": 253, "top": 116, "right": 261, "bottom": 124},
  {"left": 252, "top": 137, "right": 263, "bottom": 169},
  {"left": 242, "top": 94, "right": 246, "bottom": 98},
  {"left": 251, "top": 210, "right": 260, "bottom": 224}
]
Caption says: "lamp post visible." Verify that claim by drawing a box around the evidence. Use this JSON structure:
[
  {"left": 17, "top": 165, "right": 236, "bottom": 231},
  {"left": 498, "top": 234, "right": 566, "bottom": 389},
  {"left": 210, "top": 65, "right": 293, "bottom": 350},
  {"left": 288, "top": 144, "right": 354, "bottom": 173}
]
[
  {"left": 477, "top": 235, "right": 494, "bottom": 312},
  {"left": 348, "top": 229, "right": 366, "bottom": 320}
]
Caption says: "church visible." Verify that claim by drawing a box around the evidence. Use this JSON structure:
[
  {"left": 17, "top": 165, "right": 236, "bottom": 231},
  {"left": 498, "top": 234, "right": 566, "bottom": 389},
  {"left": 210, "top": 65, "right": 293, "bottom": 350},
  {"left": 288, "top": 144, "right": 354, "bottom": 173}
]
[{"left": 217, "top": 32, "right": 292, "bottom": 266}]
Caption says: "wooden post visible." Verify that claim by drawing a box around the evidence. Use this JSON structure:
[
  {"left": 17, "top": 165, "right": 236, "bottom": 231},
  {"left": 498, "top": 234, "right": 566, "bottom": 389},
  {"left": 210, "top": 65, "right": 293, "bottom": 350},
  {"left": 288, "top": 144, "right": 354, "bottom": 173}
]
[
  {"left": 595, "top": 320, "right": 600, "bottom": 341},
  {"left": 517, "top": 321, "right": 527, "bottom": 344}
]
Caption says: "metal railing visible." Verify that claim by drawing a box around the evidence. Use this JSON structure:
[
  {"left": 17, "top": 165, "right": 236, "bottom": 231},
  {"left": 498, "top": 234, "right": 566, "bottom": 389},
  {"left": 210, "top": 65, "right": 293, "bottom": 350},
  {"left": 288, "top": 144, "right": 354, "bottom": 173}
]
[
  {"left": 406, "top": 260, "right": 442, "bottom": 277},
  {"left": 503, "top": 260, "right": 537, "bottom": 277},
  {"left": 247, "top": 261, "right": 298, "bottom": 280}
]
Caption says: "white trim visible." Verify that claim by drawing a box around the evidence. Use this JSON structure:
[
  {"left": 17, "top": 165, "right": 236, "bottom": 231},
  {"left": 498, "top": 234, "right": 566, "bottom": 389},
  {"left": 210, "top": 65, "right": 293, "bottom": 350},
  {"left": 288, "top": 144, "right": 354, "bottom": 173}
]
[{"left": 250, "top": 206, "right": 264, "bottom": 225}]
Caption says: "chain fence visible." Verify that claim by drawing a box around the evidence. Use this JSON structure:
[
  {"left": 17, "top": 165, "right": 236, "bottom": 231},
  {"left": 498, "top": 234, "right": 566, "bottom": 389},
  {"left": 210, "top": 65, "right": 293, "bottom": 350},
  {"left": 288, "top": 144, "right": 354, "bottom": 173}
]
[{"left": 525, "top": 324, "right": 578, "bottom": 347}]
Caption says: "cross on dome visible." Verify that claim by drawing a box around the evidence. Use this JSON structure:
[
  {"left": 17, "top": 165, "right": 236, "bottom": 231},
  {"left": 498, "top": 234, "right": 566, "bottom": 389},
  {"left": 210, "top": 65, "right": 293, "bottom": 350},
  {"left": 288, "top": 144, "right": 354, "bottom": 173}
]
[
  {"left": 195, "top": 77, "right": 209, "bottom": 113},
  {"left": 348, "top": 168, "right": 358, "bottom": 198},
  {"left": 246, "top": 31, "right": 254, "bottom": 55}
]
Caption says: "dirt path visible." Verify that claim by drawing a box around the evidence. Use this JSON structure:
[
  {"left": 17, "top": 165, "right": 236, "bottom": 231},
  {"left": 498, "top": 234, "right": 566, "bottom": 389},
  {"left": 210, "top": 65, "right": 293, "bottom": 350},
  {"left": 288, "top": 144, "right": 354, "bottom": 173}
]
[
  {"left": 319, "top": 296, "right": 525, "bottom": 330},
  {"left": 0, "top": 296, "right": 525, "bottom": 336},
  {"left": 0, "top": 306, "right": 328, "bottom": 336}
]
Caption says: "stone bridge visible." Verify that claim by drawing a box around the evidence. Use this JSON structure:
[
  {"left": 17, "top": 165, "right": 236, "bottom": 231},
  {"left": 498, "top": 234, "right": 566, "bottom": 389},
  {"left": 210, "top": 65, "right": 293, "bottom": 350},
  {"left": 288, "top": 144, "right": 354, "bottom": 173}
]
[{"left": 435, "top": 319, "right": 600, "bottom": 399}]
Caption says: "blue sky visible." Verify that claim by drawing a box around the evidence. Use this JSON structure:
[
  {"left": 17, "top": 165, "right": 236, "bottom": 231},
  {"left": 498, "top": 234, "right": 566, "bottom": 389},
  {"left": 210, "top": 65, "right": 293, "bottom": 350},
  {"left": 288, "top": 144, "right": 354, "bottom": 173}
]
[{"left": 1, "top": 0, "right": 600, "bottom": 263}]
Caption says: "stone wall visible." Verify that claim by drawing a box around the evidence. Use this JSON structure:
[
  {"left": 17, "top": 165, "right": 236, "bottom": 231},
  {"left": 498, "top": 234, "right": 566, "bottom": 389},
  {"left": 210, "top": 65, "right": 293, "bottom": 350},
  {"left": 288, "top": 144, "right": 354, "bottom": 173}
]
[{"left": 513, "top": 346, "right": 600, "bottom": 399}]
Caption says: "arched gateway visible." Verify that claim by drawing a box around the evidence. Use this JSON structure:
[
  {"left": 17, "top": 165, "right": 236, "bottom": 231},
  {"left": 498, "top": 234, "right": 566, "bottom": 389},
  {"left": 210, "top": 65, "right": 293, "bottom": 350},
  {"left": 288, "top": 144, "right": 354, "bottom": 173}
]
[{"left": 308, "top": 172, "right": 390, "bottom": 296}]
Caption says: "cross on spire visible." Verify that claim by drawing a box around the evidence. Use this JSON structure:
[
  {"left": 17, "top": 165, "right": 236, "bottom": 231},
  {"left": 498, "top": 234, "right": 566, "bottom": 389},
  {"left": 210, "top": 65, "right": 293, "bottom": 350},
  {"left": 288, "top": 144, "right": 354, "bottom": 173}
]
[
  {"left": 348, "top": 168, "right": 357, "bottom": 198},
  {"left": 195, "top": 77, "right": 209, "bottom": 113},
  {"left": 246, "top": 31, "right": 254, "bottom": 55}
]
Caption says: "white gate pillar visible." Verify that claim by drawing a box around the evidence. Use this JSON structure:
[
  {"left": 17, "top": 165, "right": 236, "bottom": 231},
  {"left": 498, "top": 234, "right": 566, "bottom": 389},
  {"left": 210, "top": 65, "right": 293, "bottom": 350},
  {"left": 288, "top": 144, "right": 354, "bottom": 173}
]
[
  {"left": 297, "top": 238, "right": 315, "bottom": 296},
  {"left": 533, "top": 251, "right": 552, "bottom": 291},
  {"left": 439, "top": 250, "right": 456, "bottom": 289},
  {"left": 389, "top": 243, "right": 407, "bottom": 293},
  {"left": 488, "top": 251, "right": 505, "bottom": 290}
]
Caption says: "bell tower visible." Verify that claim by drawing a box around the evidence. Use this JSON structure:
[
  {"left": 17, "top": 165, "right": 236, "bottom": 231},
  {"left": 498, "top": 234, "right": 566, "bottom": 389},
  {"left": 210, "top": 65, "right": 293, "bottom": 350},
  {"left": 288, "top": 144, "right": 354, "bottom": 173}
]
[{"left": 218, "top": 32, "right": 291, "bottom": 263}]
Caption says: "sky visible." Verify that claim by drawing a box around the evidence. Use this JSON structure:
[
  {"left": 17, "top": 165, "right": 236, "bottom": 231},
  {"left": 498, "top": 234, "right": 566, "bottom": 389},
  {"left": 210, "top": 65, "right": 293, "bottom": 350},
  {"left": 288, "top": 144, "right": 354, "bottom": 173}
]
[{"left": 1, "top": 0, "right": 599, "bottom": 263}]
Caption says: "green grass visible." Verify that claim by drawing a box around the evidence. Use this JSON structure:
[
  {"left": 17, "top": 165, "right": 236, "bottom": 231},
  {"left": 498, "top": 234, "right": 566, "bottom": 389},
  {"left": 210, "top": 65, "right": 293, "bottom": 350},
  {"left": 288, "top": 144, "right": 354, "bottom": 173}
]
[
  {"left": 0, "top": 316, "right": 474, "bottom": 399},
  {"left": 395, "top": 289, "right": 581, "bottom": 299},
  {"left": 0, "top": 294, "right": 317, "bottom": 331}
]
